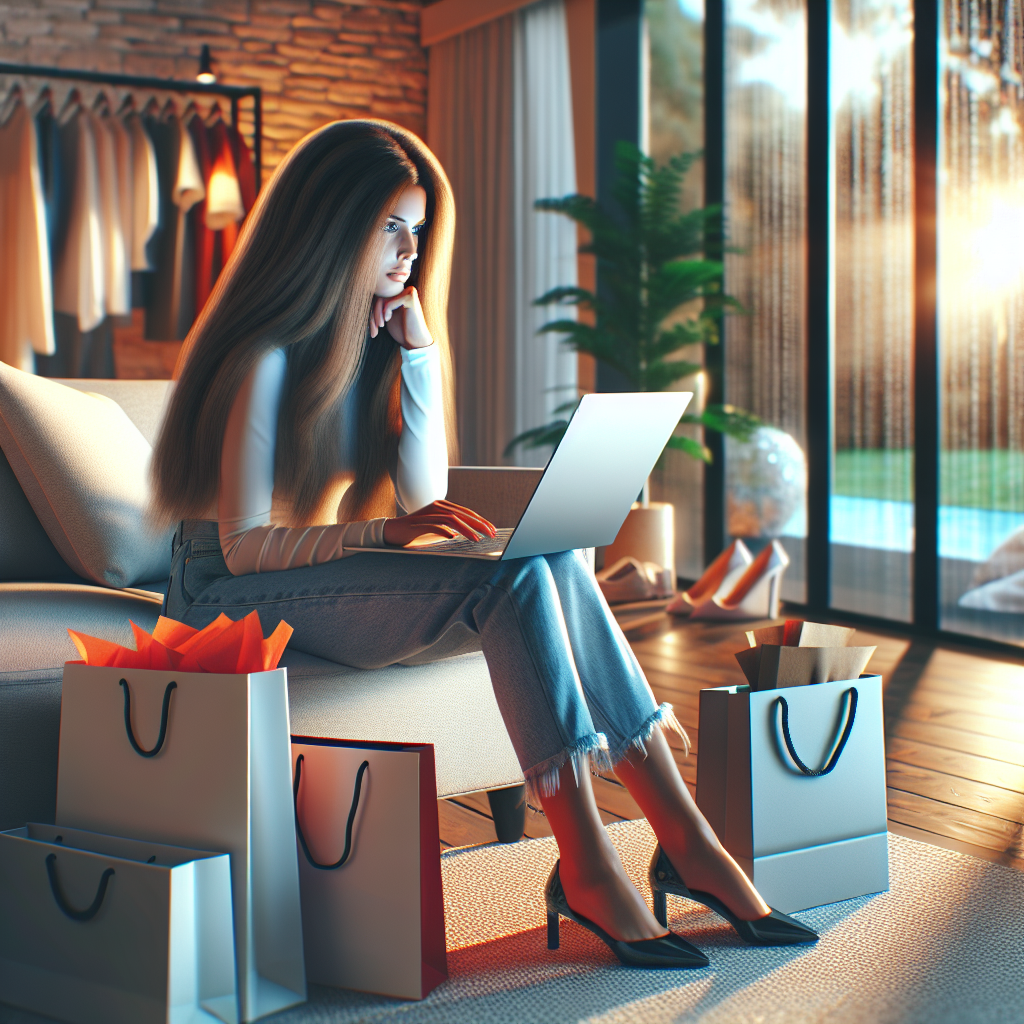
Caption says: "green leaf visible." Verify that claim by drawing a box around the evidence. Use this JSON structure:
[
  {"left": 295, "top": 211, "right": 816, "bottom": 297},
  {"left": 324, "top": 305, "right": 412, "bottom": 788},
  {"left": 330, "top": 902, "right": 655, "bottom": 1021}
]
[
  {"left": 519, "top": 145, "right": 759, "bottom": 453},
  {"left": 666, "top": 434, "right": 712, "bottom": 462},
  {"left": 504, "top": 421, "right": 570, "bottom": 456},
  {"left": 681, "top": 404, "right": 762, "bottom": 440}
]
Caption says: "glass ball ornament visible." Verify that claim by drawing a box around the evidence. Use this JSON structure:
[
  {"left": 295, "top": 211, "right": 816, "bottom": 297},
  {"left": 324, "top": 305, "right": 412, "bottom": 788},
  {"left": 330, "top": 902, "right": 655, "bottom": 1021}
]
[{"left": 726, "top": 426, "right": 806, "bottom": 538}]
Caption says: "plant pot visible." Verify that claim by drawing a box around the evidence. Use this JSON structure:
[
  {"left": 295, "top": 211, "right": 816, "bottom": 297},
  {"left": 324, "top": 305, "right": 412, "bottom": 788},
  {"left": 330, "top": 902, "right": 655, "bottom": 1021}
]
[{"left": 602, "top": 502, "right": 676, "bottom": 582}]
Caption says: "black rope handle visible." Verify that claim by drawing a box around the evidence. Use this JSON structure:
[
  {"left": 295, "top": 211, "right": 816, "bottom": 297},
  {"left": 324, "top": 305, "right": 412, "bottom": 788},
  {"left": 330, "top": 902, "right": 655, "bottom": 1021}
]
[
  {"left": 775, "top": 687, "right": 859, "bottom": 777},
  {"left": 293, "top": 753, "right": 369, "bottom": 871},
  {"left": 119, "top": 679, "right": 176, "bottom": 757},
  {"left": 45, "top": 853, "right": 115, "bottom": 921}
]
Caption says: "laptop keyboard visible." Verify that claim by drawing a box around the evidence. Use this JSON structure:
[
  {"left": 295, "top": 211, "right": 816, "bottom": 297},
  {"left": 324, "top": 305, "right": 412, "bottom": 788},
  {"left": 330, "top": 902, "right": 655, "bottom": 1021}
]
[{"left": 416, "top": 528, "right": 513, "bottom": 555}]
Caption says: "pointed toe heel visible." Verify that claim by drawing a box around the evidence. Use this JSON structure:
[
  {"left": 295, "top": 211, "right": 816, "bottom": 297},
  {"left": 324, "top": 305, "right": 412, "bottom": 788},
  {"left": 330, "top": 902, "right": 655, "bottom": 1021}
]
[
  {"left": 547, "top": 909, "right": 560, "bottom": 950},
  {"left": 652, "top": 888, "right": 668, "bottom": 928},
  {"left": 648, "top": 846, "right": 818, "bottom": 947},
  {"left": 544, "top": 860, "right": 709, "bottom": 969}
]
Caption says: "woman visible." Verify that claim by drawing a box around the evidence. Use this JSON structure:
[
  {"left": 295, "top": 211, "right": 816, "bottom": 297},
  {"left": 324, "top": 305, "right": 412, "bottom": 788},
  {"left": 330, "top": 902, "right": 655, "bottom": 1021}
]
[{"left": 152, "top": 120, "right": 815, "bottom": 967}]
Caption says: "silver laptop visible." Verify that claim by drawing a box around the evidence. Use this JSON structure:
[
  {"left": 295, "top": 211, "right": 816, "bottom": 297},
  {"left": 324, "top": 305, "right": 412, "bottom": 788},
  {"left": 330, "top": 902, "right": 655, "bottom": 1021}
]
[{"left": 353, "top": 391, "right": 692, "bottom": 560}]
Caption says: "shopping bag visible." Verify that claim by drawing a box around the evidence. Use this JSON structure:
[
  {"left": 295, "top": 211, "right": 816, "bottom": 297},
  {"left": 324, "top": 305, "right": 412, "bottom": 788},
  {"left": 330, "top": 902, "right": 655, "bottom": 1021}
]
[
  {"left": 697, "top": 674, "right": 889, "bottom": 912},
  {"left": 0, "top": 823, "right": 236, "bottom": 1024},
  {"left": 55, "top": 664, "right": 306, "bottom": 1022},
  {"left": 290, "top": 737, "right": 447, "bottom": 1000}
]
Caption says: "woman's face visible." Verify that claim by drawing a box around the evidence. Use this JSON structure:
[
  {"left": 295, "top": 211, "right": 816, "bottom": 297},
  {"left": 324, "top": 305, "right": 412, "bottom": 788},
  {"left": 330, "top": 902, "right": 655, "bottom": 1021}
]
[{"left": 374, "top": 184, "right": 427, "bottom": 298}]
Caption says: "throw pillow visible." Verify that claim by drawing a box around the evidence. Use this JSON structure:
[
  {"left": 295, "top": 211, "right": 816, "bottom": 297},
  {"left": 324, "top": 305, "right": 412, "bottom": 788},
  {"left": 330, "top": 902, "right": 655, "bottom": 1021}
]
[{"left": 0, "top": 362, "right": 172, "bottom": 588}]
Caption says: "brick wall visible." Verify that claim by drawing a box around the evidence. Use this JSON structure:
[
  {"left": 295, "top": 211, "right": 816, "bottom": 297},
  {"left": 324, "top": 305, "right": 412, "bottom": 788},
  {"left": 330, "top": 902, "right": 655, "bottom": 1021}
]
[{"left": 0, "top": 0, "right": 429, "bottom": 179}]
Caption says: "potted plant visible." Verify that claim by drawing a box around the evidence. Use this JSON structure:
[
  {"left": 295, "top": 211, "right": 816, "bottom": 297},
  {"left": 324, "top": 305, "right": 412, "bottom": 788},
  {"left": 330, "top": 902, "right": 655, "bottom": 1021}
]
[{"left": 507, "top": 143, "right": 758, "bottom": 584}]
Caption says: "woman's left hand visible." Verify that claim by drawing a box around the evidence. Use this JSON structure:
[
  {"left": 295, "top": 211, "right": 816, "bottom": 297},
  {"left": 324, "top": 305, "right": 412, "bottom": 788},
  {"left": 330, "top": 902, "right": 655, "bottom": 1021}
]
[{"left": 370, "top": 286, "right": 433, "bottom": 349}]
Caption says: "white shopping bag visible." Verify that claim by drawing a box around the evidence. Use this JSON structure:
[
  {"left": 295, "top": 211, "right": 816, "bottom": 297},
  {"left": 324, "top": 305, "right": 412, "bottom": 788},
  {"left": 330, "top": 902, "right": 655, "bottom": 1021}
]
[
  {"left": 55, "top": 665, "right": 306, "bottom": 1022},
  {"left": 291, "top": 737, "right": 447, "bottom": 1000},
  {"left": 0, "top": 823, "right": 236, "bottom": 1024},
  {"left": 697, "top": 674, "right": 889, "bottom": 912}
]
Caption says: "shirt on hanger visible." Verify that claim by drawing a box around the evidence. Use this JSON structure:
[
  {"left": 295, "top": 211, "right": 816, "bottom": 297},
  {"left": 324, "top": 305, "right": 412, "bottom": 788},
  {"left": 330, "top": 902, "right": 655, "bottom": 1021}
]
[
  {"left": 174, "top": 116, "right": 205, "bottom": 213},
  {"left": 106, "top": 113, "right": 134, "bottom": 312},
  {"left": 54, "top": 108, "right": 105, "bottom": 334},
  {"left": 0, "top": 100, "right": 56, "bottom": 370},
  {"left": 143, "top": 111, "right": 179, "bottom": 340},
  {"left": 90, "top": 110, "right": 129, "bottom": 317},
  {"left": 187, "top": 112, "right": 216, "bottom": 317},
  {"left": 34, "top": 104, "right": 61, "bottom": 263},
  {"left": 176, "top": 117, "right": 205, "bottom": 332},
  {"left": 205, "top": 119, "right": 245, "bottom": 230},
  {"left": 125, "top": 111, "right": 159, "bottom": 271},
  {"left": 220, "top": 121, "right": 257, "bottom": 264}
]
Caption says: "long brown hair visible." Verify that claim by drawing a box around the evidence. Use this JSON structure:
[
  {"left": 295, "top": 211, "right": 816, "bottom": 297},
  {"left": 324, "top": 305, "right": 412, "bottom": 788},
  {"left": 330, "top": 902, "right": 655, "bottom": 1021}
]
[{"left": 151, "top": 120, "right": 458, "bottom": 526}]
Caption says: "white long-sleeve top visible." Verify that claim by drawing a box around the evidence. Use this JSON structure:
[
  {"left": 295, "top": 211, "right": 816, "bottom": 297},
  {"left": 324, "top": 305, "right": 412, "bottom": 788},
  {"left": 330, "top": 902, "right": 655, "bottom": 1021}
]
[
  {"left": 0, "top": 102, "right": 55, "bottom": 369},
  {"left": 216, "top": 342, "right": 448, "bottom": 575}
]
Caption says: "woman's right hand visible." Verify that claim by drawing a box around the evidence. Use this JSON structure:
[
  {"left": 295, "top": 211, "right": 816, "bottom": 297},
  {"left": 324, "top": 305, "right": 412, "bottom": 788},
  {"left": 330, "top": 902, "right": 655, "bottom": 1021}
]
[{"left": 382, "top": 500, "right": 497, "bottom": 548}]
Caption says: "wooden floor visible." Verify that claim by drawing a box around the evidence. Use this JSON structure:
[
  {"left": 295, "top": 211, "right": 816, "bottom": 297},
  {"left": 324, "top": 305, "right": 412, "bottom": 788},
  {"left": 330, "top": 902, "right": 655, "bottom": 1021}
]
[{"left": 439, "top": 609, "right": 1024, "bottom": 873}]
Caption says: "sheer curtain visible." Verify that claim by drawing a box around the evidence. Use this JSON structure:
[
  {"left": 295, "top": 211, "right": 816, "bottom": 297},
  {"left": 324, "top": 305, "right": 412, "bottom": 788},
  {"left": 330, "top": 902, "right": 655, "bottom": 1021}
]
[{"left": 427, "top": 0, "right": 578, "bottom": 467}]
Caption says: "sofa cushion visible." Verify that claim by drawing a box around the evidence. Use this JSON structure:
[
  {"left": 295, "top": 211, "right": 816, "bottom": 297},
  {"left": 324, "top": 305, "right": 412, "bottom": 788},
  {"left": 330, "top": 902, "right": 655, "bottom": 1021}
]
[
  {"left": 56, "top": 378, "right": 173, "bottom": 447},
  {"left": 283, "top": 649, "right": 524, "bottom": 799},
  {"left": 0, "top": 613, "right": 521, "bottom": 828},
  {"left": 0, "top": 582, "right": 163, "bottom": 674},
  {"left": 0, "top": 584, "right": 164, "bottom": 831},
  {"left": 0, "top": 363, "right": 173, "bottom": 588},
  {"left": 0, "top": 447, "right": 70, "bottom": 581}
]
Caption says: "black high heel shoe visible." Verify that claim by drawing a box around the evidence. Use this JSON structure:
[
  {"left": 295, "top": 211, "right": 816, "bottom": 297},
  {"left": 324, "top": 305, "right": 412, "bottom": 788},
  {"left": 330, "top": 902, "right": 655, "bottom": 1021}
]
[
  {"left": 648, "top": 846, "right": 818, "bottom": 946},
  {"left": 545, "top": 860, "right": 710, "bottom": 968}
]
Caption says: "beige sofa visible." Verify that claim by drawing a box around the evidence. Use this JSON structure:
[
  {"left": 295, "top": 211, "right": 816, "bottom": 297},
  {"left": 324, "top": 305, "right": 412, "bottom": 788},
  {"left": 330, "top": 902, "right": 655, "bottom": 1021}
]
[{"left": 0, "top": 372, "right": 544, "bottom": 840}]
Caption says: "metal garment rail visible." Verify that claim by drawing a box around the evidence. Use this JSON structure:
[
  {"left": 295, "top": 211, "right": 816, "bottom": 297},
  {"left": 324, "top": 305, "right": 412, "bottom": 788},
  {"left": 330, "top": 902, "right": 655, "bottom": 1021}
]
[{"left": 0, "top": 61, "right": 262, "bottom": 189}]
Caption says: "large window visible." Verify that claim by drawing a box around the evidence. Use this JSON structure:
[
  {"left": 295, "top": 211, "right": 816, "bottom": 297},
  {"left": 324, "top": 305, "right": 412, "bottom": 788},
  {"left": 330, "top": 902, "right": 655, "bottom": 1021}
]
[
  {"left": 938, "top": 0, "right": 1024, "bottom": 644},
  {"left": 722, "top": 0, "right": 808, "bottom": 604},
  {"left": 647, "top": 0, "right": 707, "bottom": 581},
  {"left": 645, "top": 0, "right": 1024, "bottom": 646},
  {"left": 831, "top": 0, "right": 915, "bottom": 622}
]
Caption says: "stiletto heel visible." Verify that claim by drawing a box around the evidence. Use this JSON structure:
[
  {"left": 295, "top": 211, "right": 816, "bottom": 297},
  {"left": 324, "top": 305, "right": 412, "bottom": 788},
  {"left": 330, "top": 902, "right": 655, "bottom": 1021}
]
[
  {"left": 667, "top": 539, "right": 752, "bottom": 617},
  {"left": 547, "top": 909, "right": 560, "bottom": 950},
  {"left": 652, "top": 889, "right": 668, "bottom": 928},
  {"left": 648, "top": 846, "right": 818, "bottom": 946},
  {"left": 544, "top": 860, "right": 709, "bottom": 968},
  {"left": 690, "top": 540, "right": 790, "bottom": 621}
]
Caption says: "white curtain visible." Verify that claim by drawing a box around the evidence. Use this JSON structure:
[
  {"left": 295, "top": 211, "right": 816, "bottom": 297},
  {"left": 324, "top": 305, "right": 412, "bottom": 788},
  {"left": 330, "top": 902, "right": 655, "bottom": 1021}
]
[
  {"left": 428, "top": 0, "right": 578, "bottom": 467},
  {"left": 511, "top": 0, "right": 578, "bottom": 467}
]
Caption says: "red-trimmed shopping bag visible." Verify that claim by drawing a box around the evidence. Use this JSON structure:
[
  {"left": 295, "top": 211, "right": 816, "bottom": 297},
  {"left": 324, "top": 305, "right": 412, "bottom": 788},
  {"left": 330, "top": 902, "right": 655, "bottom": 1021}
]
[
  {"left": 0, "top": 823, "right": 236, "bottom": 1024},
  {"left": 290, "top": 737, "right": 447, "bottom": 1000}
]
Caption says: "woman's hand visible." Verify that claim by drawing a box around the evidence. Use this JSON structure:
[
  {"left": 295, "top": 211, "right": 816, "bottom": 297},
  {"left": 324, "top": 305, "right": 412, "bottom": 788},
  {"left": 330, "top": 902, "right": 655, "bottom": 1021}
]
[
  {"left": 383, "top": 499, "right": 498, "bottom": 548},
  {"left": 369, "top": 286, "right": 433, "bottom": 349}
]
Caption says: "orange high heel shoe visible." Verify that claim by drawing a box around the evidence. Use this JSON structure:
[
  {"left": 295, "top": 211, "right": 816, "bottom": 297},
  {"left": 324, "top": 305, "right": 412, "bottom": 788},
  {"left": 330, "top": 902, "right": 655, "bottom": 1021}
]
[
  {"left": 688, "top": 540, "right": 789, "bottom": 621},
  {"left": 666, "top": 539, "right": 752, "bottom": 617}
]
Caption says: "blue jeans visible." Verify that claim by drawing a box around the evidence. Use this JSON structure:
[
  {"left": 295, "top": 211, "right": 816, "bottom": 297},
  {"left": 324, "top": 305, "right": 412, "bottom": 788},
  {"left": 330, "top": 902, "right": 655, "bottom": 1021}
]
[{"left": 165, "top": 520, "right": 680, "bottom": 797}]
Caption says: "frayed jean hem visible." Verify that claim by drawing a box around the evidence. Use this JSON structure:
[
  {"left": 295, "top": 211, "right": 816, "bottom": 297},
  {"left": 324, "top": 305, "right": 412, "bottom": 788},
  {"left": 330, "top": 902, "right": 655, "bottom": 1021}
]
[
  {"left": 608, "top": 702, "right": 691, "bottom": 764},
  {"left": 522, "top": 703, "right": 689, "bottom": 804},
  {"left": 523, "top": 732, "right": 612, "bottom": 804}
]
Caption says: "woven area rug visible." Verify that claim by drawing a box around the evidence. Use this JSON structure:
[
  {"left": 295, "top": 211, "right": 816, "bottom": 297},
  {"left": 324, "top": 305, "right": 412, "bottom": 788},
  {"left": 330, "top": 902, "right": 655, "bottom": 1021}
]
[
  {"left": 268, "top": 819, "right": 1022, "bottom": 1024},
  {"left": 2, "top": 820, "right": 1020, "bottom": 1024}
]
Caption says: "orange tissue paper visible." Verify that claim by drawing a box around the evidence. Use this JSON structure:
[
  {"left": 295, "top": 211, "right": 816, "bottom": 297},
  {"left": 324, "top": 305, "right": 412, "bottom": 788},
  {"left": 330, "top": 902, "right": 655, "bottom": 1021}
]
[{"left": 67, "top": 611, "right": 293, "bottom": 673}]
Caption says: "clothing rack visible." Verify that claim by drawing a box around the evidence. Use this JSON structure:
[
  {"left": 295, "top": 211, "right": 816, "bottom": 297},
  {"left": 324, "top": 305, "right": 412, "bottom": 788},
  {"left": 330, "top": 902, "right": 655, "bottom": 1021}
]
[{"left": 0, "top": 61, "right": 262, "bottom": 188}]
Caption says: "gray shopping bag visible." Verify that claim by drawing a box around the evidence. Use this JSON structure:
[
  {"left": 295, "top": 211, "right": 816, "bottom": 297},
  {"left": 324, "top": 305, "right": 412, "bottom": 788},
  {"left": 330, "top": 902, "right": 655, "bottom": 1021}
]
[
  {"left": 55, "top": 665, "right": 306, "bottom": 1022},
  {"left": 697, "top": 675, "right": 889, "bottom": 912},
  {"left": 0, "top": 823, "right": 236, "bottom": 1024}
]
